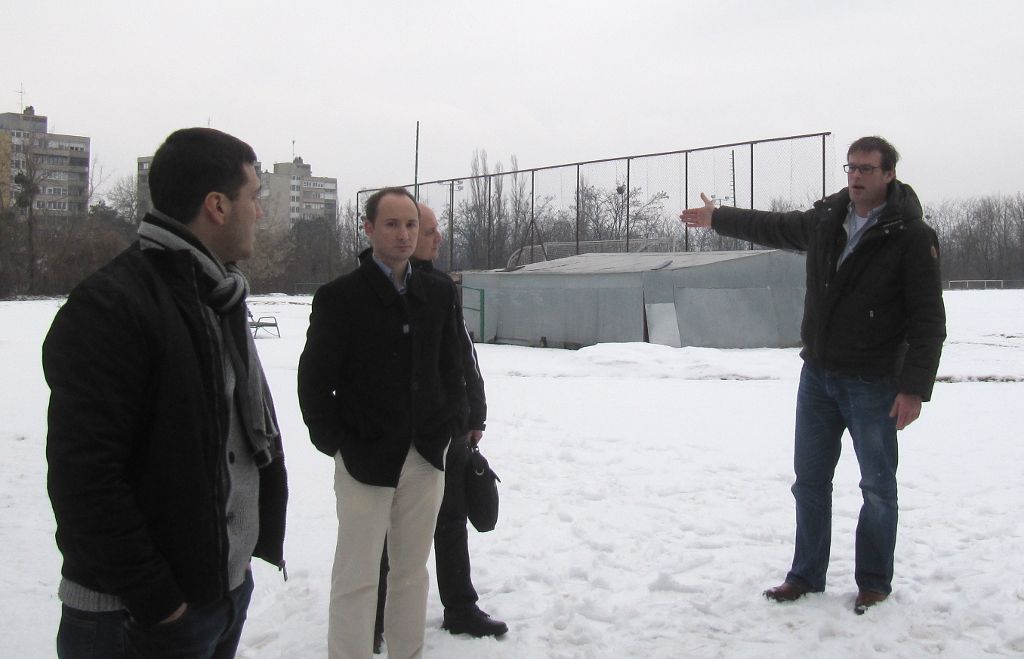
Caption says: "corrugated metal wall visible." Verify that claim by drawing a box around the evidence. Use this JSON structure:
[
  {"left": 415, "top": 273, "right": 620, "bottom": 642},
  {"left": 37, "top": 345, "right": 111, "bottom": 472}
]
[{"left": 462, "top": 250, "right": 805, "bottom": 349}]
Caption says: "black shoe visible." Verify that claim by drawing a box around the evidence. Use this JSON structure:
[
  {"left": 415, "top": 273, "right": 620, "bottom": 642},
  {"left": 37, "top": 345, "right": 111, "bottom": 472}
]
[
  {"left": 372, "top": 630, "right": 383, "bottom": 654},
  {"left": 442, "top": 608, "right": 508, "bottom": 638}
]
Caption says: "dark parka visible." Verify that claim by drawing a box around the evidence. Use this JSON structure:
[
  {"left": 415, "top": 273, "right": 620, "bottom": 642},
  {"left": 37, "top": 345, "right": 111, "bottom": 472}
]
[
  {"left": 712, "top": 180, "right": 945, "bottom": 400},
  {"left": 43, "top": 242, "right": 288, "bottom": 626},
  {"left": 297, "top": 256, "right": 468, "bottom": 486},
  {"left": 415, "top": 258, "right": 487, "bottom": 431}
]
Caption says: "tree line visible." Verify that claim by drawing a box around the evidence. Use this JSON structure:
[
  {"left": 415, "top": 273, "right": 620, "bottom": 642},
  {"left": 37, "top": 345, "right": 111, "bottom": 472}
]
[
  {"left": 0, "top": 179, "right": 359, "bottom": 297},
  {"left": 3, "top": 153, "right": 1023, "bottom": 297},
  {"left": 926, "top": 194, "right": 1024, "bottom": 283}
]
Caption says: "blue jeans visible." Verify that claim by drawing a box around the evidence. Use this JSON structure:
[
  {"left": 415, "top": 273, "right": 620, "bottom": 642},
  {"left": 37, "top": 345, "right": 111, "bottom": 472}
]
[
  {"left": 786, "top": 363, "right": 899, "bottom": 595},
  {"left": 56, "top": 570, "right": 254, "bottom": 659}
]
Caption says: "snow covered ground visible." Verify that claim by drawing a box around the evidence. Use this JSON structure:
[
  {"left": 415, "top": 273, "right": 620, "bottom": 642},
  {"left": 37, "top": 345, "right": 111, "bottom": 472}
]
[{"left": 2, "top": 290, "right": 1023, "bottom": 658}]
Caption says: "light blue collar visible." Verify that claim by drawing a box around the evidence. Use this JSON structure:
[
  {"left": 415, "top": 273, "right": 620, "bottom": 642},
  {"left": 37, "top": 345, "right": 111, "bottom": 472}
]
[{"left": 371, "top": 253, "right": 411, "bottom": 293}]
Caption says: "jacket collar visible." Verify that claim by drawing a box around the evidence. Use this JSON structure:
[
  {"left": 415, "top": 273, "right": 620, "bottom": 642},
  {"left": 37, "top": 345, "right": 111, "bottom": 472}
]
[
  {"left": 357, "top": 254, "right": 425, "bottom": 305},
  {"left": 359, "top": 247, "right": 435, "bottom": 275},
  {"left": 822, "top": 179, "right": 923, "bottom": 232}
]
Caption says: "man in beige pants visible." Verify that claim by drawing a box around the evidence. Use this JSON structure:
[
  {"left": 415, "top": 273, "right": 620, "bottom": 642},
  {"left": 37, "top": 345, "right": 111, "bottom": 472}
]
[{"left": 298, "top": 187, "right": 468, "bottom": 658}]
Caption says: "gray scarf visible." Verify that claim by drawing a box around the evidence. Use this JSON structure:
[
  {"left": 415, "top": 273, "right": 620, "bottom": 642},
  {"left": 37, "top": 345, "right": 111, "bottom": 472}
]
[{"left": 139, "top": 210, "right": 278, "bottom": 467}]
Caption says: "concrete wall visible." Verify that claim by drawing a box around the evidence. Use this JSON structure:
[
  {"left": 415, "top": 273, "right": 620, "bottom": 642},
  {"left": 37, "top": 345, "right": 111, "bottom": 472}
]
[
  {"left": 463, "top": 271, "right": 644, "bottom": 347},
  {"left": 665, "top": 250, "right": 805, "bottom": 348}
]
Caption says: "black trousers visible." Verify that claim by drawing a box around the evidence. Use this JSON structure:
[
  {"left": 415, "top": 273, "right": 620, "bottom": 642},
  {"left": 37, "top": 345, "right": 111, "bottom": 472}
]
[{"left": 375, "top": 435, "right": 480, "bottom": 635}]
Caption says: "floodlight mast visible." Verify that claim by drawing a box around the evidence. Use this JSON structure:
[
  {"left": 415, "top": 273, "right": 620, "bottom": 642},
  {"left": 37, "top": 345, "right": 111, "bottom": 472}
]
[{"left": 414, "top": 121, "right": 420, "bottom": 200}]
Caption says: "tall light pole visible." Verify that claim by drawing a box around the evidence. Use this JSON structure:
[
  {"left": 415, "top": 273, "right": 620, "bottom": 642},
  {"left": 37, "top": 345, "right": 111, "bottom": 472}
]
[{"left": 413, "top": 121, "right": 420, "bottom": 200}]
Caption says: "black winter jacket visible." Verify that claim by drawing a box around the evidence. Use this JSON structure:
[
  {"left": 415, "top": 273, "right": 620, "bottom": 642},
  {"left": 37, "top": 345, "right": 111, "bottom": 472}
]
[
  {"left": 297, "top": 256, "right": 468, "bottom": 486},
  {"left": 416, "top": 259, "right": 487, "bottom": 431},
  {"left": 712, "top": 181, "right": 945, "bottom": 400},
  {"left": 43, "top": 242, "right": 288, "bottom": 626}
]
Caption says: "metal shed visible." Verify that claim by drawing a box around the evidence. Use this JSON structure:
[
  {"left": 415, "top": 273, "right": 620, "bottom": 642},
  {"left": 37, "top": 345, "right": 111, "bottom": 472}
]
[{"left": 460, "top": 250, "right": 806, "bottom": 349}]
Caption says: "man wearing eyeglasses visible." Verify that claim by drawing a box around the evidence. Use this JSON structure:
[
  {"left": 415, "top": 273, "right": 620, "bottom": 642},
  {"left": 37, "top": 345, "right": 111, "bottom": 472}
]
[{"left": 679, "top": 136, "right": 945, "bottom": 615}]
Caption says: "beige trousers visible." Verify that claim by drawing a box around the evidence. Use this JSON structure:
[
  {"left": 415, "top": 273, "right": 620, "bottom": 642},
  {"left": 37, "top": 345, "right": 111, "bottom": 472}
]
[{"left": 328, "top": 447, "right": 445, "bottom": 659}]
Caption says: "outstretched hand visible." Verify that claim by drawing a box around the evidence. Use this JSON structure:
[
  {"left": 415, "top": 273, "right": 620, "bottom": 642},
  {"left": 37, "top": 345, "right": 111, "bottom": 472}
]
[{"left": 679, "top": 192, "right": 716, "bottom": 229}]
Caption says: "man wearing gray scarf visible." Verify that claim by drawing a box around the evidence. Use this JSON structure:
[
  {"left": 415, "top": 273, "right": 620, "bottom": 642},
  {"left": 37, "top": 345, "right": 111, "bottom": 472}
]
[{"left": 44, "top": 127, "right": 288, "bottom": 659}]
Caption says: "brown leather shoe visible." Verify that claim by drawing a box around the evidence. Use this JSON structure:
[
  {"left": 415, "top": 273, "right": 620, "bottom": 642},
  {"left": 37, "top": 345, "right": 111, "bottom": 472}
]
[
  {"left": 763, "top": 581, "right": 810, "bottom": 602},
  {"left": 854, "top": 590, "right": 888, "bottom": 615}
]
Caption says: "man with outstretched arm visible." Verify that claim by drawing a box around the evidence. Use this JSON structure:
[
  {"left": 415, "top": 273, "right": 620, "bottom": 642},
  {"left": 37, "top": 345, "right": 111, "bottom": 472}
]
[
  {"left": 679, "top": 136, "right": 945, "bottom": 614},
  {"left": 44, "top": 127, "right": 288, "bottom": 658}
]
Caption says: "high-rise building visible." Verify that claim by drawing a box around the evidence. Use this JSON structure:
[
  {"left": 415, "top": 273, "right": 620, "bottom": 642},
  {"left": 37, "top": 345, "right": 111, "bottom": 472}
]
[
  {"left": 137, "top": 156, "right": 153, "bottom": 218},
  {"left": 260, "top": 157, "right": 337, "bottom": 225},
  {"left": 0, "top": 131, "right": 11, "bottom": 209},
  {"left": 0, "top": 107, "right": 90, "bottom": 214}
]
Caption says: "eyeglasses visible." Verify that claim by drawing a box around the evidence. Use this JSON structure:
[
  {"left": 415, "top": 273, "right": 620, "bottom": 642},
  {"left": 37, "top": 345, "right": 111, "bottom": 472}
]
[{"left": 843, "top": 163, "right": 883, "bottom": 175}]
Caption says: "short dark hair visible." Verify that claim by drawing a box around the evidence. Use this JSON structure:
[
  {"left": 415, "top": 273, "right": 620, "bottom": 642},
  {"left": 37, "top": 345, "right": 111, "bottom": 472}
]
[
  {"left": 149, "top": 128, "right": 257, "bottom": 224},
  {"left": 364, "top": 187, "right": 417, "bottom": 224},
  {"left": 848, "top": 136, "right": 900, "bottom": 172}
]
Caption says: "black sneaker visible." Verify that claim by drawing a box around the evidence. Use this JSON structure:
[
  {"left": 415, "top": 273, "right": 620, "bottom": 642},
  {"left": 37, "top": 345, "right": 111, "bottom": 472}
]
[{"left": 441, "top": 608, "right": 508, "bottom": 638}]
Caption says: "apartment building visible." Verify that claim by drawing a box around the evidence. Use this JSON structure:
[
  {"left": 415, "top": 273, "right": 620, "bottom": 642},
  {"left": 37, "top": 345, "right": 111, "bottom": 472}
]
[
  {"left": 0, "top": 107, "right": 90, "bottom": 214},
  {"left": 260, "top": 157, "right": 337, "bottom": 225},
  {"left": 136, "top": 156, "right": 153, "bottom": 217},
  {"left": 0, "top": 131, "right": 10, "bottom": 208}
]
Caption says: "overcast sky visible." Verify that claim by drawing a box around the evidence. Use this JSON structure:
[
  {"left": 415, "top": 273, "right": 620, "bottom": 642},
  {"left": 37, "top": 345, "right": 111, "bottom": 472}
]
[{"left": 3, "top": 0, "right": 1021, "bottom": 209}]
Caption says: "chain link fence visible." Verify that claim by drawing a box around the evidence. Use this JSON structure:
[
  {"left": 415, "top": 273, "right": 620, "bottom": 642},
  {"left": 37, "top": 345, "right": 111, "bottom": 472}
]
[{"left": 356, "top": 132, "right": 834, "bottom": 273}]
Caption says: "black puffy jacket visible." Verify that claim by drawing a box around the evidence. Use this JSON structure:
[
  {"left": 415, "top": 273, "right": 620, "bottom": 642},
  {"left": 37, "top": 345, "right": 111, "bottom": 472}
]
[
  {"left": 44, "top": 242, "right": 288, "bottom": 625},
  {"left": 712, "top": 180, "right": 945, "bottom": 400}
]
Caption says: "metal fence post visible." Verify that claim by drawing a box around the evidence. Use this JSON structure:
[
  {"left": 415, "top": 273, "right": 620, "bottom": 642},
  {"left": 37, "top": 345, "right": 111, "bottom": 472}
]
[
  {"left": 575, "top": 164, "right": 581, "bottom": 255},
  {"left": 821, "top": 134, "right": 827, "bottom": 199},
  {"left": 486, "top": 176, "right": 492, "bottom": 270},
  {"left": 684, "top": 151, "right": 689, "bottom": 252},
  {"left": 448, "top": 180, "right": 455, "bottom": 269},
  {"left": 625, "top": 158, "right": 632, "bottom": 252}
]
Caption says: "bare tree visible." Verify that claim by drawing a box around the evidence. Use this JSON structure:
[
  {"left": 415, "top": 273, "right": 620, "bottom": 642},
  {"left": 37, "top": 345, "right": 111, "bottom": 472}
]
[
  {"left": 458, "top": 150, "right": 491, "bottom": 270},
  {"left": 11, "top": 131, "right": 52, "bottom": 293},
  {"left": 105, "top": 175, "right": 140, "bottom": 224},
  {"left": 0, "top": 207, "right": 27, "bottom": 296},
  {"left": 624, "top": 186, "right": 671, "bottom": 240},
  {"left": 507, "top": 156, "right": 530, "bottom": 251},
  {"left": 86, "top": 155, "right": 110, "bottom": 207},
  {"left": 489, "top": 162, "right": 507, "bottom": 268}
]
